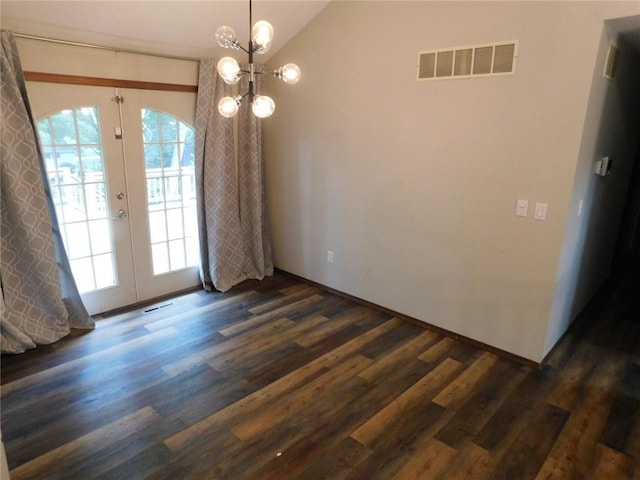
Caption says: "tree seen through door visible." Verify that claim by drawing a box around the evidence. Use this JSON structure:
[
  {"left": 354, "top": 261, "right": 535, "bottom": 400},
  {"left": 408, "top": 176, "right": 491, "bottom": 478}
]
[{"left": 37, "top": 107, "right": 115, "bottom": 293}]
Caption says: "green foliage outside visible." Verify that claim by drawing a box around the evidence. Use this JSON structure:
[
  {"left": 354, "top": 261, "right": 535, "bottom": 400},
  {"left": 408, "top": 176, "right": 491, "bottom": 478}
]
[
  {"left": 37, "top": 107, "right": 103, "bottom": 174},
  {"left": 142, "top": 109, "right": 195, "bottom": 169},
  {"left": 37, "top": 107, "right": 196, "bottom": 174}
]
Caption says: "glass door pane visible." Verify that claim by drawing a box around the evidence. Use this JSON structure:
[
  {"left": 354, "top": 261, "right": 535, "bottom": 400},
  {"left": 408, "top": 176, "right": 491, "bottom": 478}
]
[
  {"left": 37, "top": 107, "right": 116, "bottom": 293},
  {"left": 141, "top": 109, "right": 199, "bottom": 275}
]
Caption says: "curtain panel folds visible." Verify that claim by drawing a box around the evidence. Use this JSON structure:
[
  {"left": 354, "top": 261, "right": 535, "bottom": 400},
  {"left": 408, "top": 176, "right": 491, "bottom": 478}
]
[
  {"left": 1, "top": 31, "right": 94, "bottom": 354},
  {"left": 195, "top": 59, "right": 273, "bottom": 292}
]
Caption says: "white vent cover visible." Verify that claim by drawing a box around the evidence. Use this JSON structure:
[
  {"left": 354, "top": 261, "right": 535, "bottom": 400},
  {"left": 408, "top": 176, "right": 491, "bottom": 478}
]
[
  {"left": 604, "top": 42, "right": 619, "bottom": 80},
  {"left": 417, "top": 41, "right": 518, "bottom": 81}
]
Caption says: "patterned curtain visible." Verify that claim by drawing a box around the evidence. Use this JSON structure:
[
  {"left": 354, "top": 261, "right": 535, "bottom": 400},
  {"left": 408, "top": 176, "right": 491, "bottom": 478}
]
[
  {"left": 0, "top": 31, "right": 94, "bottom": 354},
  {"left": 237, "top": 67, "right": 274, "bottom": 283},
  {"left": 194, "top": 59, "right": 273, "bottom": 292}
]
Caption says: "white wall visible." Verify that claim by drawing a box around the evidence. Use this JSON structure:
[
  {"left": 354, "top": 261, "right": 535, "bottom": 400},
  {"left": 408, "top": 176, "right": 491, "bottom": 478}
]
[
  {"left": 264, "top": 1, "right": 640, "bottom": 362},
  {"left": 13, "top": 37, "right": 198, "bottom": 85},
  {"left": 545, "top": 20, "right": 640, "bottom": 355}
]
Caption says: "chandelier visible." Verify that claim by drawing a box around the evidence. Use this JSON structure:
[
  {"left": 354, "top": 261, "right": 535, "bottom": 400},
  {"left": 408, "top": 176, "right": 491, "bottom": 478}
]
[{"left": 215, "top": 0, "right": 301, "bottom": 119}]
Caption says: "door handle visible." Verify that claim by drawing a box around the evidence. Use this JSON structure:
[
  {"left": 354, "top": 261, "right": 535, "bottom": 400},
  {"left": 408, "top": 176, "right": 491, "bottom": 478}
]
[{"left": 113, "top": 209, "right": 128, "bottom": 220}]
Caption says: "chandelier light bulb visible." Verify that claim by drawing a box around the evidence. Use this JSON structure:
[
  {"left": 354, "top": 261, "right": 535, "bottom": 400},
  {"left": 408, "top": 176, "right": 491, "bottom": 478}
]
[
  {"left": 216, "top": 57, "right": 241, "bottom": 84},
  {"left": 215, "top": 26, "right": 237, "bottom": 49},
  {"left": 280, "top": 63, "right": 301, "bottom": 84},
  {"left": 218, "top": 96, "right": 241, "bottom": 117},
  {"left": 252, "top": 95, "right": 275, "bottom": 118},
  {"left": 251, "top": 20, "right": 274, "bottom": 51}
]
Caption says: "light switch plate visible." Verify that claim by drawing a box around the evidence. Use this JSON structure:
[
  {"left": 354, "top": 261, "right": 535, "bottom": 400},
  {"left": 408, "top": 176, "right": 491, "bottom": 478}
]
[
  {"left": 516, "top": 199, "right": 529, "bottom": 217},
  {"left": 534, "top": 203, "right": 548, "bottom": 220}
]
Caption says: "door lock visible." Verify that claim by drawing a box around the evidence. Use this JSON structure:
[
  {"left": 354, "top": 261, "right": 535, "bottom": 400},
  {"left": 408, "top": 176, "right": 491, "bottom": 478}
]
[
  {"left": 113, "top": 209, "right": 128, "bottom": 220},
  {"left": 116, "top": 192, "right": 126, "bottom": 200}
]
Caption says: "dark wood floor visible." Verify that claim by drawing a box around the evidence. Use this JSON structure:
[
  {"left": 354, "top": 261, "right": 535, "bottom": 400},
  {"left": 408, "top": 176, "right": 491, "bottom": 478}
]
[{"left": 1, "top": 270, "right": 639, "bottom": 479}]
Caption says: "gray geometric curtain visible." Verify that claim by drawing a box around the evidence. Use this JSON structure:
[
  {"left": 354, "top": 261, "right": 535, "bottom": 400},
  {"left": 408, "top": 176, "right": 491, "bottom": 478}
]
[
  {"left": 237, "top": 68, "right": 273, "bottom": 282},
  {"left": 194, "top": 59, "right": 273, "bottom": 292},
  {"left": 0, "top": 30, "right": 94, "bottom": 354}
]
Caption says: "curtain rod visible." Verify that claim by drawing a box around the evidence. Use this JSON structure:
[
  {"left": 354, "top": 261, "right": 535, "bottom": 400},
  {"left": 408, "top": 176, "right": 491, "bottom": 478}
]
[{"left": 13, "top": 33, "right": 201, "bottom": 63}]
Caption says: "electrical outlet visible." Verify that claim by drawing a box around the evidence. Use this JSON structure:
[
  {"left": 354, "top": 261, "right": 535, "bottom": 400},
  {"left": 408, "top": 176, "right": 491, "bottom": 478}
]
[
  {"left": 327, "top": 250, "right": 334, "bottom": 263},
  {"left": 515, "top": 199, "right": 529, "bottom": 217}
]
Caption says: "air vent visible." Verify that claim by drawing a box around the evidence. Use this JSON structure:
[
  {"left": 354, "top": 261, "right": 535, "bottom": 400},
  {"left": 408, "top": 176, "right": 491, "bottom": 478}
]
[
  {"left": 454, "top": 48, "right": 473, "bottom": 76},
  {"left": 472, "top": 46, "right": 493, "bottom": 75},
  {"left": 603, "top": 42, "right": 619, "bottom": 80},
  {"left": 143, "top": 302, "right": 175, "bottom": 314},
  {"left": 417, "top": 40, "right": 518, "bottom": 81},
  {"left": 436, "top": 50, "right": 454, "bottom": 77},
  {"left": 493, "top": 43, "right": 516, "bottom": 73},
  {"left": 418, "top": 52, "right": 436, "bottom": 79}
]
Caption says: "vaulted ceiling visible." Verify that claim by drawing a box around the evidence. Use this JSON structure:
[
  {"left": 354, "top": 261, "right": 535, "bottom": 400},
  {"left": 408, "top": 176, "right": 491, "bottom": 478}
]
[
  {"left": 2, "top": 2, "right": 638, "bottom": 61},
  {"left": 1, "top": 1, "right": 330, "bottom": 61}
]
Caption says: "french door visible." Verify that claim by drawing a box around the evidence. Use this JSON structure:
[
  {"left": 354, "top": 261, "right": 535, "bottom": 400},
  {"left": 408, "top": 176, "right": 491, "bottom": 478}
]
[{"left": 27, "top": 83, "right": 200, "bottom": 314}]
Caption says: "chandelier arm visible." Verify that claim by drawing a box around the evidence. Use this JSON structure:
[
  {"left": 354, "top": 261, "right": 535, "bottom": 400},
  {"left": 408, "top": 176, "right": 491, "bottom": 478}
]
[{"left": 233, "top": 42, "right": 250, "bottom": 54}]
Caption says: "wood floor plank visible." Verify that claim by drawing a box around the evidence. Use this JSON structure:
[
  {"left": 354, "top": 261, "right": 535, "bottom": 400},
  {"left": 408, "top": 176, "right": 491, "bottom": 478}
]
[
  {"left": 92, "top": 443, "right": 175, "bottom": 480},
  {"left": 150, "top": 367, "right": 255, "bottom": 424},
  {"left": 352, "top": 357, "right": 464, "bottom": 448},
  {"left": 248, "top": 284, "right": 320, "bottom": 314},
  {"left": 2, "top": 270, "right": 639, "bottom": 479},
  {"left": 1, "top": 326, "right": 178, "bottom": 397},
  {"left": 163, "top": 317, "right": 404, "bottom": 452},
  {"left": 358, "top": 329, "right": 439, "bottom": 381},
  {"left": 3, "top": 366, "right": 169, "bottom": 466},
  {"left": 488, "top": 402, "right": 570, "bottom": 480},
  {"left": 587, "top": 443, "right": 635, "bottom": 480},
  {"left": 244, "top": 322, "right": 371, "bottom": 389},
  {"left": 231, "top": 354, "right": 373, "bottom": 440},
  {"left": 346, "top": 402, "right": 455, "bottom": 479},
  {"left": 535, "top": 351, "right": 628, "bottom": 479},
  {"left": 241, "top": 377, "right": 381, "bottom": 480},
  {"left": 9, "top": 407, "right": 160, "bottom": 480},
  {"left": 391, "top": 437, "right": 458, "bottom": 480},
  {"left": 142, "top": 290, "right": 265, "bottom": 332},
  {"left": 219, "top": 294, "right": 325, "bottom": 337},
  {"left": 435, "top": 360, "right": 527, "bottom": 449},
  {"left": 289, "top": 436, "right": 372, "bottom": 480},
  {"left": 535, "top": 402, "right": 608, "bottom": 479},
  {"left": 161, "top": 317, "right": 293, "bottom": 377},
  {"left": 208, "top": 319, "right": 299, "bottom": 370},
  {"left": 153, "top": 427, "right": 243, "bottom": 479},
  {"left": 358, "top": 321, "right": 425, "bottom": 361},
  {"left": 418, "top": 336, "right": 457, "bottom": 363},
  {"left": 473, "top": 367, "right": 548, "bottom": 452},
  {"left": 600, "top": 361, "right": 640, "bottom": 456},
  {"left": 441, "top": 442, "right": 491, "bottom": 479},
  {"left": 286, "top": 358, "right": 436, "bottom": 479},
  {"left": 433, "top": 350, "right": 499, "bottom": 411},
  {"left": 545, "top": 343, "right": 602, "bottom": 412},
  {"left": 295, "top": 306, "right": 371, "bottom": 347}
]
